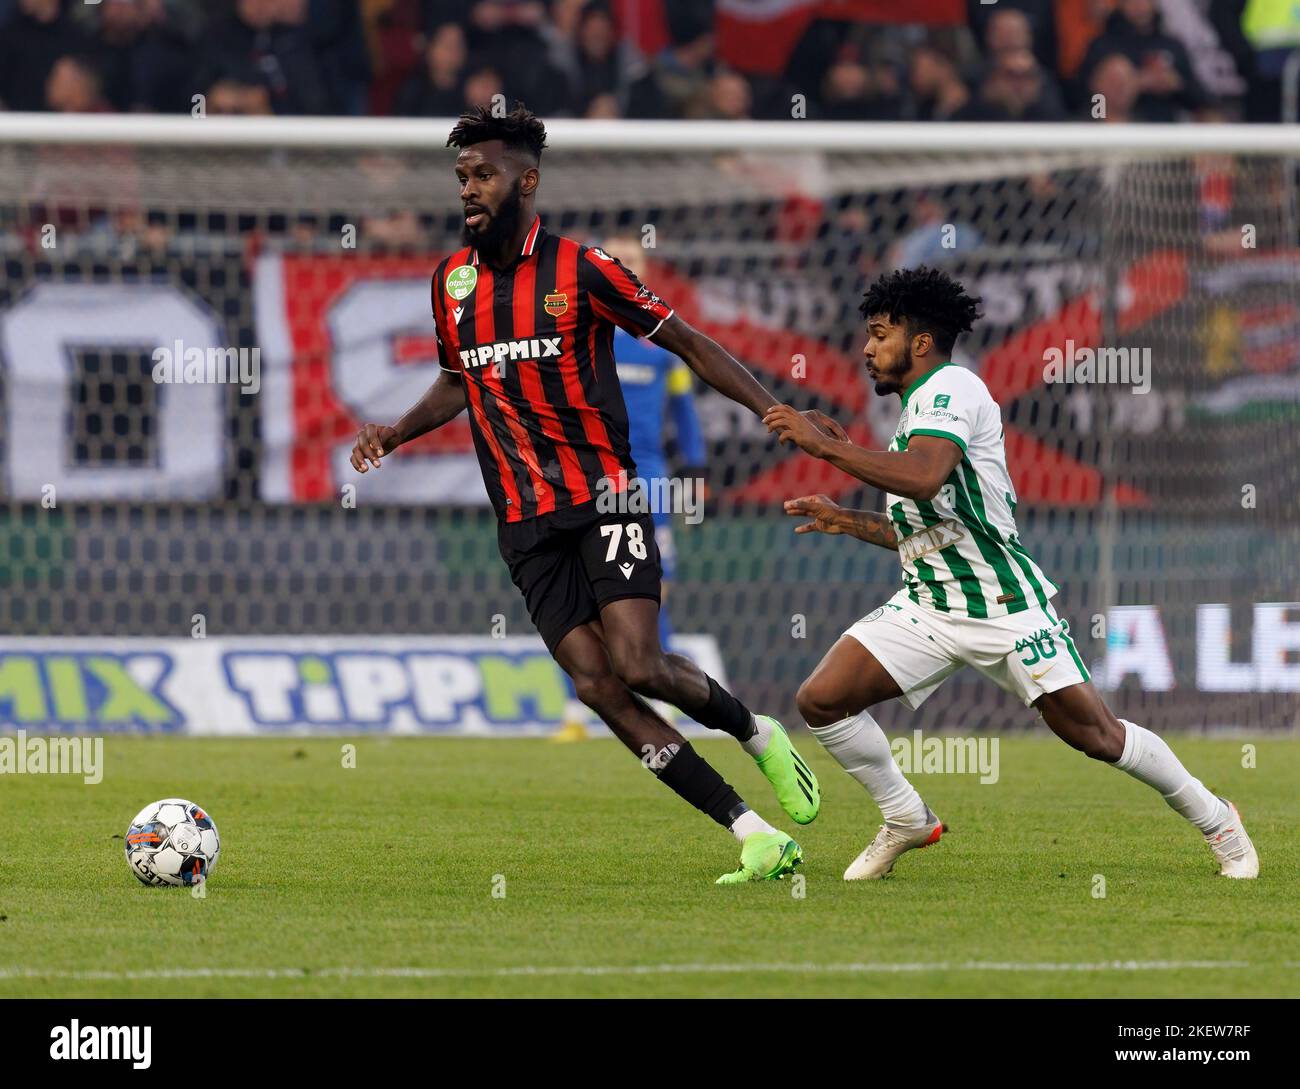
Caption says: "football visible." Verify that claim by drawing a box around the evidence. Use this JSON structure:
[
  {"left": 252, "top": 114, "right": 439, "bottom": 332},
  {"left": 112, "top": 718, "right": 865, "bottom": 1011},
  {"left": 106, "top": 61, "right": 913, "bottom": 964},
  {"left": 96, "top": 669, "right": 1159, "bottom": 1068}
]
[{"left": 124, "top": 798, "right": 221, "bottom": 887}]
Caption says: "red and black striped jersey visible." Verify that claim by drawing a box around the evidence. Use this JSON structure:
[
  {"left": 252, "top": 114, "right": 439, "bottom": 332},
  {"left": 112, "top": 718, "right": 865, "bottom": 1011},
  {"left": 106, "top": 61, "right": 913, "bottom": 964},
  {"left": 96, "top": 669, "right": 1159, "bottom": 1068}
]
[{"left": 430, "top": 216, "right": 674, "bottom": 523}]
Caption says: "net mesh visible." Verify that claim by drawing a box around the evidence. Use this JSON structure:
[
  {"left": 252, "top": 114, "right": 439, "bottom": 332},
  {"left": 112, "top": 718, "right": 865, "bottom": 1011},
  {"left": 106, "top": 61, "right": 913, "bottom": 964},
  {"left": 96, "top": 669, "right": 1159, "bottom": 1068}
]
[{"left": 1, "top": 136, "right": 1297, "bottom": 730}]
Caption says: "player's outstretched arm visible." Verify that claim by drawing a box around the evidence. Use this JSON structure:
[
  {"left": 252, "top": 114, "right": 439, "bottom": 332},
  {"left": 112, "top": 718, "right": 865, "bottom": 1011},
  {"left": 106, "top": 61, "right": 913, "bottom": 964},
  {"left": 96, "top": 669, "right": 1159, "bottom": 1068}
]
[
  {"left": 651, "top": 316, "right": 847, "bottom": 440},
  {"left": 764, "top": 405, "right": 960, "bottom": 501},
  {"left": 784, "top": 494, "right": 898, "bottom": 550},
  {"left": 650, "top": 314, "right": 776, "bottom": 416},
  {"left": 350, "top": 370, "right": 467, "bottom": 472}
]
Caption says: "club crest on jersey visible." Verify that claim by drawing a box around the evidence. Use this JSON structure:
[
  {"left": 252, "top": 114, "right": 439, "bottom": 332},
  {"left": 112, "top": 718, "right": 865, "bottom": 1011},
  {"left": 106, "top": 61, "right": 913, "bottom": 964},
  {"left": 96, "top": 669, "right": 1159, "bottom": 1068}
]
[
  {"left": 544, "top": 292, "right": 568, "bottom": 317},
  {"left": 446, "top": 265, "right": 478, "bottom": 302}
]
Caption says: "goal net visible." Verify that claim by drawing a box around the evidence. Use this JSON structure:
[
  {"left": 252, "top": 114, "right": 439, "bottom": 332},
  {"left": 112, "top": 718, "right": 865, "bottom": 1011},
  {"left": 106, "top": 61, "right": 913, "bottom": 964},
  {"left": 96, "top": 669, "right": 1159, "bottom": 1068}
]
[{"left": 0, "top": 119, "right": 1296, "bottom": 733}]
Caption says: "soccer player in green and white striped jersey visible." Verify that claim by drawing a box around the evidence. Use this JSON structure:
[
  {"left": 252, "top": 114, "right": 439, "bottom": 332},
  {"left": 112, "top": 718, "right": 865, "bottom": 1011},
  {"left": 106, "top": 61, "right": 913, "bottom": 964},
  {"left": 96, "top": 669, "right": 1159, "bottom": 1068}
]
[{"left": 763, "top": 267, "right": 1258, "bottom": 882}]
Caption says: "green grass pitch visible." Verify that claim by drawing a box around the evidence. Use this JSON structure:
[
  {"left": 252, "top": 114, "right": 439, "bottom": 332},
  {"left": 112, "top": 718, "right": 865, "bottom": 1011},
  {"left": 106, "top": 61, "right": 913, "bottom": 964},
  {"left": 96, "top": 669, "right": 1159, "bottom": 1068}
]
[{"left": 0, "top": 734, "right": 1295, "bottom": 998}]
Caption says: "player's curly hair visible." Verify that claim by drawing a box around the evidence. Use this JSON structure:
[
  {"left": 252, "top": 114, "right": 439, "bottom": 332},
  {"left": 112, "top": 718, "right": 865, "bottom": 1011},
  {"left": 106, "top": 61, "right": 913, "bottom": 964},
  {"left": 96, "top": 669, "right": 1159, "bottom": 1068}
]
[
  {"left": 859, "top": 266, "right": 982, "bottom": 355},
  {"left": 446, "top": 103, "right": 548, "bottom": 163}
]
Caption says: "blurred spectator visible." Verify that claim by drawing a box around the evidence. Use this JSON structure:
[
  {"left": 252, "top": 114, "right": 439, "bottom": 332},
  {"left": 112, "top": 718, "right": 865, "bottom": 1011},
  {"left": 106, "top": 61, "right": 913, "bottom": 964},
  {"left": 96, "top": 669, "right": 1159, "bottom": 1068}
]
[
  {"left": 1085, "top": 52, "right": 1141, "bottom": 123},
  {"left": 0, "top": 0, "right": 1253, "bottom": 124},
  {"left": 688, "top": 69, "right": 752, "bottom": 120},
  {"left": 203, "top": 0, "right": 332, "bottom": 115},
  {"left": 205, "top": 71, "right": 274, "bottom": 115},
  {"left": 1238, "top": 0, "right": 1298, "bottom": 121},
  {"left": 1056, "top": 0, "right": 1111, "bottom": 81},
  {"left": 955, "top": 46, "right": 1068, "bottom": 122},
  {"left": 786, "top": 20, "right": 909, "bottom": 114},
  {"left": 307, "top": 0, "right": 372, "bottom": 116},
  {"left": 908, "top": 43, "right": 972, "bottom": 121},
  {"left": 548, "top": 0, "right": 586, "bottom": 39},
  {"left": 626, "top": 31, "right": 713, "bottom": 118},
  {"left": 462, "top": 63, "right": 505, "bottom": 110},
  {"left": 45, "top": 54, "right": 110, "bottom": 112},
  {"left": 394, "top": 21, "right": 467, "bottom": 116},
  {"left": 0, "top": 0, "right": 90, "bottom": 112},
  {"left": 821, "top": 202, "right": 874, "bottom": 277},
  {"left": 662, "top": 0, "right": 714, "bottom": 47},
  {"left": 967, "top": 0, "right": 1059, "bottom": 76},
  {"left": 111, "top": 206, "right": 173, "bottom": 255},
  {"left": 90, "top": 0, "right": 197, "bottom": 114},
  {"left": 563, "top": 2, "right": 625, "bottom": 117},
  {"left": 462, "top": 0, "right": 569, "bottom": 114},
  {"left": 817, "top": 43, "right": 902, "bottom": 120},
  {"left": 584, "top": 91, "right": 620, "bottom": 118},
  {"left": 359, "top": 153, "right": 426, "bottom": 249},
  {"left": 1080, "top": 0, "right": 1209, "bottom": 122},
  {"left": 365, "top": 0, "right": 427, "bottom": 115},
  {"left": 543, "top": 0, "right": 586, "bottom": 79},
  {"left": 888, "top": 190, "right": 984, "bottom": 269},
  {"left": 985, "top": 7, "right": 1035, "bottom": 56}
]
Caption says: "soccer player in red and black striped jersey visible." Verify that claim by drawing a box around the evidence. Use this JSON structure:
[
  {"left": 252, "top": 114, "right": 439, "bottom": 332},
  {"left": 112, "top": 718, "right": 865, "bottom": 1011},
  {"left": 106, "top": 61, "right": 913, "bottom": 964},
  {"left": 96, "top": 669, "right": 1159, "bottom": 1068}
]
[{"left": 351, "top": 105, "right": 841, "bottom": 883}]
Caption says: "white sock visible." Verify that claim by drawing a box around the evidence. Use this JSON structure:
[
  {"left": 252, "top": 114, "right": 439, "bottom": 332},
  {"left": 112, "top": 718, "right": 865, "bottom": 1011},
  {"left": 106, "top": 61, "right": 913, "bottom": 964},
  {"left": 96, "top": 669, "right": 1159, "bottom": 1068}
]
[
  {"left": 729, "top": 808, "right": 777, "bottom": 843},
  {"left": 810, "top": 710, "right": 928, "bottom": 827},
  {"left": 1114, "top": 719, "right": 1229, "bottom": 833},
  {"left": 740, "top": 714, "right": 771, "bottom": 758}
]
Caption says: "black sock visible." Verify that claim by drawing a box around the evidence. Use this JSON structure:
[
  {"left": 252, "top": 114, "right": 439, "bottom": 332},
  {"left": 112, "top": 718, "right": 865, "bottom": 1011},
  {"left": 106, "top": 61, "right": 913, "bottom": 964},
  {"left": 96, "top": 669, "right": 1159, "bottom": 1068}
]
[
  {"left": 688, "top": 675, "right": 756, "bottom": 742},
  {"left": 648, "top": 741, "right": 746, "bottom": 828}
]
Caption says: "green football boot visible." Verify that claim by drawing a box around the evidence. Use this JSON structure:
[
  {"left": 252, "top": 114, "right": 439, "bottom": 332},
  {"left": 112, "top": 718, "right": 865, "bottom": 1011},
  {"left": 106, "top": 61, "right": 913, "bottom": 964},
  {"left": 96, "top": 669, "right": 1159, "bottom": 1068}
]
[
  {"left": 752, "top": 716, "right": 821, "bottom": 825},
  {"left": 715, "top": 830, "right": 804, "bottom": 885}
]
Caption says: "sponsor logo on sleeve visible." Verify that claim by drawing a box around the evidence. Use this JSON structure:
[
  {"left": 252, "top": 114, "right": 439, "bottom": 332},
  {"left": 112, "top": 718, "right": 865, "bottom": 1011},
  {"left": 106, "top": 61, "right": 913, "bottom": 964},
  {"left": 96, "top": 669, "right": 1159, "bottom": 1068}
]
[{"left": 634, "top": 284, "right": 666, "bottom": 312}]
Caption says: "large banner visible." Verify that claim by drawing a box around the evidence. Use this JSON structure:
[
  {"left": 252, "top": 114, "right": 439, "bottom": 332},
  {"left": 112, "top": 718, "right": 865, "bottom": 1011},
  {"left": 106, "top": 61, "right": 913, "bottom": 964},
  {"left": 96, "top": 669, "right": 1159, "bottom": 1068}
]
[
  {"left": 255, "top": 252, "right": 489, "bottom": 506},
  {"left": 0, "top": 636, "right": 726, "bottom": 735},
  {"left": 5, "top": 247, "right": 1297, "bottom": 512},
  {"left": 0, "top": 282, "right": 229, "bottom": 501},
  {"left": 1, "top": 608, "right": 1295, "bottom": 734}
]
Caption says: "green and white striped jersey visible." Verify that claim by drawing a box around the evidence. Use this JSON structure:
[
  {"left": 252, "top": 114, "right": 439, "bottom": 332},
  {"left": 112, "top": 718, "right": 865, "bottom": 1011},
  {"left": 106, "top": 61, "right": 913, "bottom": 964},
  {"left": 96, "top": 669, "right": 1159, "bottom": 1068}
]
[{"left": 886, "top": 362, "right": 1057, "bottom": 619}]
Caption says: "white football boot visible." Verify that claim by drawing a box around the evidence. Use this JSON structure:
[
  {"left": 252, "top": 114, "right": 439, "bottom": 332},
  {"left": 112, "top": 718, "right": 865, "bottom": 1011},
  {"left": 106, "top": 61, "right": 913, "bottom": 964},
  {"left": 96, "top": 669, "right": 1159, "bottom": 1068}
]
[
  {"left": 1204, "top": 799, "right": 1259, "bottom": 879},
  {"left": 844, "top": 806, "right": 944, "bottom": 881}
]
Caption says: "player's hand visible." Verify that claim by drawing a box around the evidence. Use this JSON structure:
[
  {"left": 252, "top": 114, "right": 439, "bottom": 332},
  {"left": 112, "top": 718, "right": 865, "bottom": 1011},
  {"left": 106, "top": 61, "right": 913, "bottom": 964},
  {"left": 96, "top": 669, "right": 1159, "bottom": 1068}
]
[
  {"left": 784, "top": 494, "right": 845, "bottom": 535},
  {"left": 763, "top": 404, "right": 835, "bottom": 457},
  {"left": 350, "top": 423, "right": 400, "bottom": 472},
  {"left": 801, "top": 408, "right": 848, "bottom": 443}
]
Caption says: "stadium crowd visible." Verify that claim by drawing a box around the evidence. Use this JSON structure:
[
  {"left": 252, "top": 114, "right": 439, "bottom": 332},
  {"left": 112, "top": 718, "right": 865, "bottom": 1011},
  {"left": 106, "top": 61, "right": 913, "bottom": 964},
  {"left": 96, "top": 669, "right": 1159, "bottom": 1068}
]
[{"left": 0, "top": 0, "right": 1292, "bottom": 124}]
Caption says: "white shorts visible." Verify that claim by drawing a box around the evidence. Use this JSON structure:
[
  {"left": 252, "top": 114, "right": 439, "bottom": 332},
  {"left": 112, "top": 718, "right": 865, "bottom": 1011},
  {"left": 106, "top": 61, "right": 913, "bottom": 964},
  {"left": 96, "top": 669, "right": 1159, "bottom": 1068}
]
[{"left": 844, "top": 589, "right": 1091, "bottom": 710}]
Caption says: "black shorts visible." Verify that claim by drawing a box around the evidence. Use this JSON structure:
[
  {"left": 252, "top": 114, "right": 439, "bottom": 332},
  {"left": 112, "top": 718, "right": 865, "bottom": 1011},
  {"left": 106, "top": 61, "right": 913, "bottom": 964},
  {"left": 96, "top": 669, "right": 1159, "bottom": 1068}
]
[{"left": 497, "top": 503, "right": 663, "bottom": 654}]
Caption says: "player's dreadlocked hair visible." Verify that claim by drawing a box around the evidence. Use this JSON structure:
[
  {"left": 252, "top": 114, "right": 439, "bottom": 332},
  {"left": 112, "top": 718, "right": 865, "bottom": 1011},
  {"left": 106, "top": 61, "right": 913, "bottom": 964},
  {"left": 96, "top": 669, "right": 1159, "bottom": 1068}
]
[
  {"left": 860, "top": 266, "right": 983, "bottom": 355},
  {"left": 446, "top": 104, "right": 548, "bottom": 163}
]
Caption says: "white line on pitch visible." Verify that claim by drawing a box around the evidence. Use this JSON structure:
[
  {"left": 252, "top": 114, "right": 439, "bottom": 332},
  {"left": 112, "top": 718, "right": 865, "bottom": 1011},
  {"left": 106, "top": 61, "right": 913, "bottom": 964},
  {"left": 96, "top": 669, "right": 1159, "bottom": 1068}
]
[{"left": 0, "top": 960, "right": 1272, "bottom": 982}]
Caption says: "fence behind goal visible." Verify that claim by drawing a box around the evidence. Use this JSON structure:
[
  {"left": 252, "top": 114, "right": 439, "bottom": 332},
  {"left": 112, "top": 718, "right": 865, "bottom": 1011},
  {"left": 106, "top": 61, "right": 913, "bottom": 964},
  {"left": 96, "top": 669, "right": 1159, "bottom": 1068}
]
[{"left": 0, "top": 118, "right": 1296, "bottom": 733}]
